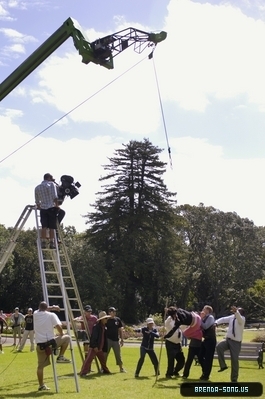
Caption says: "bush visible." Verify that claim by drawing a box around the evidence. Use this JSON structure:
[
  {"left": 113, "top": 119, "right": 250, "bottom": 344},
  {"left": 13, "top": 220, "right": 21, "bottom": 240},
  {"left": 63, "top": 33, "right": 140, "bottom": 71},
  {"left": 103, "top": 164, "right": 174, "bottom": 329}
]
[{"left": 251, "top": 332, "right": 265, "bottom": 343}]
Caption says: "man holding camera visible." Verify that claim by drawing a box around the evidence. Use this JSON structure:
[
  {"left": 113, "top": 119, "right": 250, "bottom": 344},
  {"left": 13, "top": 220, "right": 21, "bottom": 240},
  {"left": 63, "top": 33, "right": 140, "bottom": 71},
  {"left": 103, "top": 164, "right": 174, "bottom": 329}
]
[
  {"left": 33, "top": 301, "right": 71, "bottom": 391},
  {"left": 35, "top": 173, "right": 61, "bottom": 249}
]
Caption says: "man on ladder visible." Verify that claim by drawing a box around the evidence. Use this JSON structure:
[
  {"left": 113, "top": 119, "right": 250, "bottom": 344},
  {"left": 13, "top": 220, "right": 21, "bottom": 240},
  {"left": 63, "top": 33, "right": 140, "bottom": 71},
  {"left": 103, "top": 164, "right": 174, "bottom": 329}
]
[
  {"left": 33, "top": 301, "right": 71, "bottom": 391},
  {"left": 35, "top": 173, "right": 61, "bottom": 249}
]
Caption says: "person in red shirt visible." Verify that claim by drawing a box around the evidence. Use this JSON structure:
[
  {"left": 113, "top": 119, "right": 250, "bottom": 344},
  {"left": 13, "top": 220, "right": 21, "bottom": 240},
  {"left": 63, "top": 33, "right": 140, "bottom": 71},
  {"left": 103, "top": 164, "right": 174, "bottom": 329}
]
[{"left": 75, "top": 305, "right": 97, "bottom": 356}]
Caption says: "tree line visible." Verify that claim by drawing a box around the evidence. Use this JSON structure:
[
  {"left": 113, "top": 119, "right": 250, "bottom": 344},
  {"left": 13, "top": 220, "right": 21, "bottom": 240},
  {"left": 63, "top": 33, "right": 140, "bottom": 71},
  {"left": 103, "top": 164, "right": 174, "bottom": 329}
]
[{"left": 1, "top": 139, "right": 265, "bottom": 323}]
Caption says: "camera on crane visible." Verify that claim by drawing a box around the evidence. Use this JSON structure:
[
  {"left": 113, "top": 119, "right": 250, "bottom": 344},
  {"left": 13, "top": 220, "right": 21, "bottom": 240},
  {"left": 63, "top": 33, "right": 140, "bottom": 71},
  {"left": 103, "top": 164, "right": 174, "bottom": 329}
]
[{"left": 56, "top": 175, "right": 81, "bottom": 204}]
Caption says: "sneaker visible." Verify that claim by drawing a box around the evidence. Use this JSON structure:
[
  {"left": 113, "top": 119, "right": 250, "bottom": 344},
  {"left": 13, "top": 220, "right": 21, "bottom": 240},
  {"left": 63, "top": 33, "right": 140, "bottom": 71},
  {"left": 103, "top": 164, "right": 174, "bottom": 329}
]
[
  {"left": 41, "top": 241, "right": 47, "bottom": 249},
  {"left": 120, "top": 368, "right": 127, "bottom": 373},
  {"left": 0, "top": 351, "right": 4, "bottom": 354},
  {"left": 49, "top": 242, "right": 56, "bottom": 249},
  {"left": 17, "top": 349, "right": 22, "bottom": 352},
  {"left": 135, "top": 374, "right": 139, "bottom": 378},
  {"left": 57, "top": 356, "right": 71, "bottom": 363},
  {"left": 38, "top": 385, "right": 50, "bottom": 391}
]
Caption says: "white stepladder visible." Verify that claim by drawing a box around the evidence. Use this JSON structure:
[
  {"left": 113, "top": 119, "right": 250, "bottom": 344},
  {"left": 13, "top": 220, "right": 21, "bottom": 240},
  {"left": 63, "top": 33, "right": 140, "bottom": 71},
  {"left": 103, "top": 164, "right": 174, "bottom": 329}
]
[{"left": 34, "top": 207, "right": 85, "bottom": 393}]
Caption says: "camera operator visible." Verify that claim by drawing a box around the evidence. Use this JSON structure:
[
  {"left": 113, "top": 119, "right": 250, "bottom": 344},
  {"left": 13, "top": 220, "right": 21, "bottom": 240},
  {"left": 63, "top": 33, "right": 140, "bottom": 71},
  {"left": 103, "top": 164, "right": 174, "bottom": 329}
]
[
  {"left": 164, "top": 306, "right": 185, "bottom": 378},
  {"left": 33, "top": 301, "right": 71, "bottom": 391},
  {"left": 35, "top": 173, "right": 61, "bottom": 249}
]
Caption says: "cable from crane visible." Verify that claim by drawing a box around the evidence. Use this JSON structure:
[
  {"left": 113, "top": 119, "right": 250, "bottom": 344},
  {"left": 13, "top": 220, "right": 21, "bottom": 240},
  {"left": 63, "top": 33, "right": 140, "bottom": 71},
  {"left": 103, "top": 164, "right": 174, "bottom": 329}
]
[
  {"left": 0, "top": 56, "right": 147, "bottom": 165},
  {"left": 150, "top": 53, "right": 173, "bottom": 169}
]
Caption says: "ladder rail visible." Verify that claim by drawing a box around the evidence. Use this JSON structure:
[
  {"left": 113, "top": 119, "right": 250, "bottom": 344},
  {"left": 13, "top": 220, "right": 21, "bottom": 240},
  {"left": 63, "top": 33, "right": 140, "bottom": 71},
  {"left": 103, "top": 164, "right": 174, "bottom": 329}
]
[{"left": 0, "top": 205, "right": 34, "bottom": 274}]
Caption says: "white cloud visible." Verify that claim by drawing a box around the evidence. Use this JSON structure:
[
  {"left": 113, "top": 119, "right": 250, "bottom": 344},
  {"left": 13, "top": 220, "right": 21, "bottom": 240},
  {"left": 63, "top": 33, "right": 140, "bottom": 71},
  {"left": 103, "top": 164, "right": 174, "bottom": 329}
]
[
  {"left": 28, "top": 50, "right": 161, "bottom": 135},
  {"left": 3, "top": 108, "right": 23, "bottom": 118},
  {"left": 8, "top": 43, "right": 25, "bottom": 53},
  {"left": 155, "top": 0, "right": 265, "bottom": 112},
  {"left": 0, "top": 27, "right": 37, "bottom": 43}
]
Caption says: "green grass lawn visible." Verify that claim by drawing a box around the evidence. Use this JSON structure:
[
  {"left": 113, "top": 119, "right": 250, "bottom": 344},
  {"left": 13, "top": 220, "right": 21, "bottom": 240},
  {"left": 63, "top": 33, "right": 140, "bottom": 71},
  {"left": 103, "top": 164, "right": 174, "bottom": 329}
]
[{"left": 0, "top": 331, "right": 264, "bottom": 399}]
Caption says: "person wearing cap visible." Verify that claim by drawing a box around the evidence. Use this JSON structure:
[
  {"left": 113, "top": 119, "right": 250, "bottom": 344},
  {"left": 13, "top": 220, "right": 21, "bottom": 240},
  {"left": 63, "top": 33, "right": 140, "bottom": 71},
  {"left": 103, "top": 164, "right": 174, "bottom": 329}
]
[
  {"left": 134, "top": 317, "right": 160, "bottom": 377},
  {"left": 106, "top": 307, "right": 126, "bottom": 373},
  {"left": 10, "top": 307, "right": 25, "bottom": 346},
  {"left": 80, "top": 311, "right": 111, "bottom": 376},
  {"left": 35, "top": 173, "right": 61, "bottom": 249},
  {"left": 17, "top": 307, "right": 35, "bottom": 352},
  {"left": 74, "top": 305, "right": 98, "bottom": 356}
]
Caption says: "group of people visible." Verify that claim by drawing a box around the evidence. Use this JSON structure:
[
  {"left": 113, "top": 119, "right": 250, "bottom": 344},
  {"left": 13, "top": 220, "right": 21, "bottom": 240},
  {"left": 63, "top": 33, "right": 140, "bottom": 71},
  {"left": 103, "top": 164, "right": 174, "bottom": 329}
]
[
  {"left": 0, "top": 301, "right": 246, "bottom": 391},
  {"left": 78, "top": 306, "right": 126, "bottom": 376},
  {"left": 163, "top": 304, "right": 245, "bottom": 383},
  {"left": 77, "top": 303, "right": 245, "bottom": 384},
  {"left": 0, "top": 307, "right": 35, "bottom": 351}
]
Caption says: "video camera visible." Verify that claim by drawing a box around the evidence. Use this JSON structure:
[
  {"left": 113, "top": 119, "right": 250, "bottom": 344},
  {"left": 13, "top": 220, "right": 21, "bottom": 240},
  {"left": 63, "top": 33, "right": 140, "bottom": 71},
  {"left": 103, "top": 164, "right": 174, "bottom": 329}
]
[{"left": 56, "top": 175, "right": 81, "bottom": 204}]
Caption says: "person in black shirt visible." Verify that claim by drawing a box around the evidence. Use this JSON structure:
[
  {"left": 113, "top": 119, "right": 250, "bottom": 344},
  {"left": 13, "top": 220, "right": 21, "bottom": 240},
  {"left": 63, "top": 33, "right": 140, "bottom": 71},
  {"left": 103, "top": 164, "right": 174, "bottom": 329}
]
[
  {"left": 17, "top": 307, "right": 35, "bottom": 352},
  {"left": 134, "top": 317, "right": 159, "bottom": 377},
  {"left": 106, "top": 307, "right": 126, "bottom": 372}
]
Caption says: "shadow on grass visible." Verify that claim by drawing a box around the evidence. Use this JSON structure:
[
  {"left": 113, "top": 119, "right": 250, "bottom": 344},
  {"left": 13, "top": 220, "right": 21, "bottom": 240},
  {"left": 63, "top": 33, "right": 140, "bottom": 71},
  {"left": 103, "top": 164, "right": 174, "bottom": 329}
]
[
  {"left": 153, "top": 382, "right": 181, "bottom": 390},
  {"left": 2, "top": 391, "right": 55, "bottom": 398}
]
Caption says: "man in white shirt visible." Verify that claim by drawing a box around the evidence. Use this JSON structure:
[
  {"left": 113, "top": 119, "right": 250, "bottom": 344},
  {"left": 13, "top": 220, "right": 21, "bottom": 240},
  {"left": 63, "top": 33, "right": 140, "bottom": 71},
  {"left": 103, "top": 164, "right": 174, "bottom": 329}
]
[
  {"left": 215, "top": 306, "right": 245, "bottom": 382},
  {"left": 33, "top": 302, "right": 71, "bottom": 391}
]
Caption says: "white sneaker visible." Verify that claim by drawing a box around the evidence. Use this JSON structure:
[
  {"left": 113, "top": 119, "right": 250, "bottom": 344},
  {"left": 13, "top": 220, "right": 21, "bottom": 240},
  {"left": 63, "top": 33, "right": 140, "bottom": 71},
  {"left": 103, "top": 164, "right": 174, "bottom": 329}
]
[
  {"left": 38, "top": 385, "right": 50, "bottom": 391},
  {"left": 57, "top": 356, "right": 71, "bottom": 363}
]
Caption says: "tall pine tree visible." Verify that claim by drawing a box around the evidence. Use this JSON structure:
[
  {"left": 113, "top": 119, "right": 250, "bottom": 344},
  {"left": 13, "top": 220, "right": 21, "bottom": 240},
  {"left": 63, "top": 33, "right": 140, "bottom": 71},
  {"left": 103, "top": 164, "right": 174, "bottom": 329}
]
[{"left": 85, "top": 139, "right": 178, "bottom": 322}]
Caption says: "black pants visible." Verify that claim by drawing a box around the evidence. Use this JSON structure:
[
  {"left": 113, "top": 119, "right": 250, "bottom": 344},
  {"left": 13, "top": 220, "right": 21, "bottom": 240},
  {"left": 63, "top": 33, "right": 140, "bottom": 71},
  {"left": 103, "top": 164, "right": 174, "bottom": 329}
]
[
  {"left": 165, "top": 340, "right": 185, "bottom": 376},
  {"left": 198, "top": 338, "right": 216, "bottom": 379},
  {"left": 135, "top": 346, "right": 159, "bottom": 375},
  {"left": 183, "top": 345, "right": 201, "bottom": 377}
]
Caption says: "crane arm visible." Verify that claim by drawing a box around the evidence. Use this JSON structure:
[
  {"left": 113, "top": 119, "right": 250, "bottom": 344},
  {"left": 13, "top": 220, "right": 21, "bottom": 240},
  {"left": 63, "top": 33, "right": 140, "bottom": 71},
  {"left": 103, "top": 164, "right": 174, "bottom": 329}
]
[{"left": 0, "top": 17, "right": 166, "bottom": 102}]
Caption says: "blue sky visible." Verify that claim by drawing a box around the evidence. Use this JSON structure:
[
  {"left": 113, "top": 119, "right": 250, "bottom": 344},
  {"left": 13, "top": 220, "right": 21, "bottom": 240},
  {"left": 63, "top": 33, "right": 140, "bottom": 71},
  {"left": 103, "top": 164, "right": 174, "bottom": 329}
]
[{"left": 1, "top": 0, "right": 265, "bottom": 232}]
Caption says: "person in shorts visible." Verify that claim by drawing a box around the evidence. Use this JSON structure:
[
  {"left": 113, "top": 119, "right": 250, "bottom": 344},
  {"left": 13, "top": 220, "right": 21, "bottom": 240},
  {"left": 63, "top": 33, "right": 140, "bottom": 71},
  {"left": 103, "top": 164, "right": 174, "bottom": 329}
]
[
  {"left": 33, "top": 301, "right": 71, "bottom": 391},
  {"left": 35, "top": 173, "right": 60, "bottom": 249}
]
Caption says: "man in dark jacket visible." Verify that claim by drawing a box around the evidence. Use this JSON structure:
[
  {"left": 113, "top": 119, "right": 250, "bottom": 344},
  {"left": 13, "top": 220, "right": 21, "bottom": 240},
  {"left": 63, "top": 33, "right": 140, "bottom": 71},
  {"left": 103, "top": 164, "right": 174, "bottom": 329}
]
[
  {"left": 198, "top": 305, "right": 216, "bottom": 381},
  {"left": 80, "top": 311, "right": 111, "bottom": 376},
  {"left": 134, "top": 317, "right": 160, "bottom": 377}
]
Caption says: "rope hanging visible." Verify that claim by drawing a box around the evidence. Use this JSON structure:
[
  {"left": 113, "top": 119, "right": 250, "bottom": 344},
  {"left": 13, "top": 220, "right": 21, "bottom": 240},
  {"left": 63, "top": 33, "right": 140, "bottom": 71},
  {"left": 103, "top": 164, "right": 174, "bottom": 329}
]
[{"left": 150, "top": 52, "right": 173, "bottom": 169}]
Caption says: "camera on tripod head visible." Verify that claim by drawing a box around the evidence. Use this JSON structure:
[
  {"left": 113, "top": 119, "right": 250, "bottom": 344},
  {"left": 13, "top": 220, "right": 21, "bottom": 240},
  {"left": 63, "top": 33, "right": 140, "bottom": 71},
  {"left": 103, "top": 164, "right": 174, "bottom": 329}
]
[{"left": 56, "top": 175, "right": 81, "bottom": 204}]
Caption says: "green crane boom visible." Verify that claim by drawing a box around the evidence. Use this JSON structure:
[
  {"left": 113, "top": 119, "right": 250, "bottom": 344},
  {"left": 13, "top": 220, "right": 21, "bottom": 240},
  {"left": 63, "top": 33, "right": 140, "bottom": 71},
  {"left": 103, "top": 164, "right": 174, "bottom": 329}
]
[{"left": 0, "top": 17, "right": 166, "bottom": 102}]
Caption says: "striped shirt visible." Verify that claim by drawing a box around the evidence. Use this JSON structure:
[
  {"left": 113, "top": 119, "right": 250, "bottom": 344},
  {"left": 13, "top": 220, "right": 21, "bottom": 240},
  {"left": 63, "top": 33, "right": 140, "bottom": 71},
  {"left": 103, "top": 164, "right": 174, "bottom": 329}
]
[{"left": 35, "top": 180, "right": 58, "bottom": 209}]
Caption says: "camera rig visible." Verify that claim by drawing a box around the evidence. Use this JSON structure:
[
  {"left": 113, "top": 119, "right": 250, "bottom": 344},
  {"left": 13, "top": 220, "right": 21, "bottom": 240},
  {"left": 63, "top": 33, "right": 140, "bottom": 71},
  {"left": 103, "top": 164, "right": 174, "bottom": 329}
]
[{"left": 56, "top": 175, "right": 81, "bottom": 204}]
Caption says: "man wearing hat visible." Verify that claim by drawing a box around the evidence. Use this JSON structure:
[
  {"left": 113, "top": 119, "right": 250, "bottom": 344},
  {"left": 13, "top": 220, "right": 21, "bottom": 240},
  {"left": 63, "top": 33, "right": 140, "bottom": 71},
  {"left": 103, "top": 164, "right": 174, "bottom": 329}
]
[
  {"left": 80, "top": 311, "right": 111, "bottom": 376},
  {"left": 106, "top": 307, "right": 126, "bottom": 372},
  {"left": 17, "top": 307, "right": 35, "bottom": 352}
]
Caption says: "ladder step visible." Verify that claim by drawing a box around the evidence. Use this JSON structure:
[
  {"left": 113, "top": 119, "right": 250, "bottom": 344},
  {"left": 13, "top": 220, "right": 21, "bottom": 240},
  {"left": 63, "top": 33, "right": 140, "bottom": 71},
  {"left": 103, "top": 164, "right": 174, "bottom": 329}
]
[
  {"left": 44, "top": 271, "right": 58, "bottom": 274},
  {"left": 46, "top": 283, "right": 61, "bottom": 287}
]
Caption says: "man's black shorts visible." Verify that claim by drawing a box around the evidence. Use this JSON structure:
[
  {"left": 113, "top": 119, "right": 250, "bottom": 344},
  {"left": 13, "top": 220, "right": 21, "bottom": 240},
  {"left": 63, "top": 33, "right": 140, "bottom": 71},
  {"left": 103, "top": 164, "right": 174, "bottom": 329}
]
[{"left": 40, "top": 207, "right": 58, "bottom": 229}]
